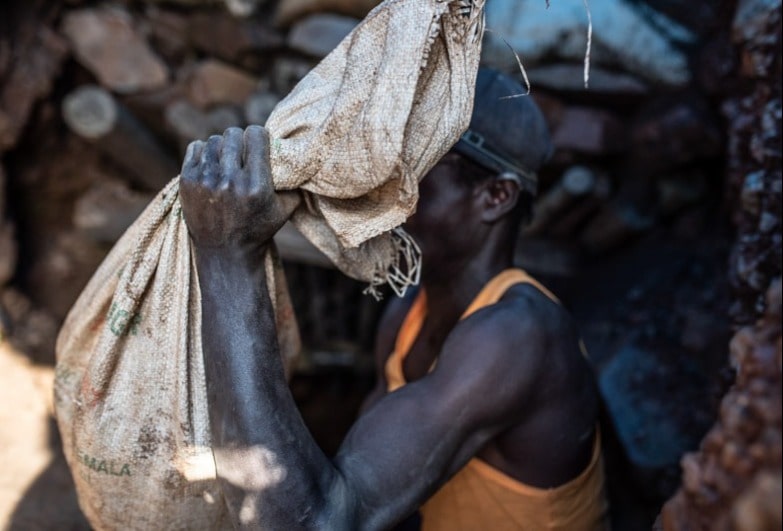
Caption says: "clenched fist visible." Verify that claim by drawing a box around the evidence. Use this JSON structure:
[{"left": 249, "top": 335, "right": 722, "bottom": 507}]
[{"left": 179, "top": 126, "right": 299, "bottom": 259}]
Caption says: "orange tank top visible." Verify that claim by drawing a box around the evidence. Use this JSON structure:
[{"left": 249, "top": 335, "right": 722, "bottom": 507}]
[{"left": 384, "top": 269, "right": 610, "bottom": 531}]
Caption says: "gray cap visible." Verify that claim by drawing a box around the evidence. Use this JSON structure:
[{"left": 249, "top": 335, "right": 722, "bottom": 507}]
[{"left": 453, "top": 68, "right": 553, "bottom": 195}]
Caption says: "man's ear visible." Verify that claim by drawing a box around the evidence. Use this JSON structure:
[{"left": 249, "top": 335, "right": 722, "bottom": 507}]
[{"left": 479, "top": 178, "right": 520, "bottom": 223}]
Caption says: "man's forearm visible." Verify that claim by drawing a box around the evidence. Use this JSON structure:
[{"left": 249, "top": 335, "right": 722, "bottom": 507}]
[{"left": 195, "top": 247, "right": 350, "bottom": 529}]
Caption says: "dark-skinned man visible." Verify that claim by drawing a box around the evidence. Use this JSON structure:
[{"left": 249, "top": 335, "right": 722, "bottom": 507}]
[{"left": 179, "top": 68, "right": 609, "bottom": 530}]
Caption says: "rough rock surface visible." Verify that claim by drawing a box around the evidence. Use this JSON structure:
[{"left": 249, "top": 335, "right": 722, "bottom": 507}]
[
  {"left": 61, "top": 6, "right": 169, "bottom": 94},
  {"left": 660, "top": 280, "right": 782, "bottom": 531},
  {"left": 723, "top": 0, "right": 782, "bottom": 325}
]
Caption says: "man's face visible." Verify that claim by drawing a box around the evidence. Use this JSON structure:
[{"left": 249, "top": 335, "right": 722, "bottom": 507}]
[{"left": 404, "top": 152, "right": 485, "bottom": 266}]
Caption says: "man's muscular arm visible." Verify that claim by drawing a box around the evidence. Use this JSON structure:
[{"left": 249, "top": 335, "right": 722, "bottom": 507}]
[
  {"left": 180, "top": 126, "right": 340, "bottom": 528},
  {"left": 180, "top": 126, "right": 543, "bottom": 530}
]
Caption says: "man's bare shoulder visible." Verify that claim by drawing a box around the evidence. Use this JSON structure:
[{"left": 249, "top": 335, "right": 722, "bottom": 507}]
[
  {"left": 499, "top": 282, "right": 577, "bottom": 339},
  {"left": 457, "top": 281, "right": 572, "bottom": 340},
  {"left": 439, "top": 282, "right": 581, "bottom": 389},
  {"left": 424, "top": 281, "right": 591, "bottom": 436}
]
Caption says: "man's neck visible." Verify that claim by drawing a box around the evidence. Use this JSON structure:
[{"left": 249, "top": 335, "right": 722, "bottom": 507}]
[{"left": 419, "top": 245, "right": 512, "bottom": 327}]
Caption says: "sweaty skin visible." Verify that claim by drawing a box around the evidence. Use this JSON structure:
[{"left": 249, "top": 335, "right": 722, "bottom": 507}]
[{"left": 179, "top": 126, "right": 599, "bottom": 530}]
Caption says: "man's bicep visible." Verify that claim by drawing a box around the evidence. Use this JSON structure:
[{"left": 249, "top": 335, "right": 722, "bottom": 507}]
[
  {"left": 333, "top": 315, "right": 538, "bottom": 529},
  {"left": 432, "top": 307, "right": 543, "bottom": 425},
  {"left": 334, "top": 379, "right": 488, "bottom": 529},
  {"left": 335, "top": 306, "right": 541, "bottom": 529}
]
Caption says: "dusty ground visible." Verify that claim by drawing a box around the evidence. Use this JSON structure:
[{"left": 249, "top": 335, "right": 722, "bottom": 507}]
[{"left": 0, "top": 340, "right": 88, "bottom": 531}]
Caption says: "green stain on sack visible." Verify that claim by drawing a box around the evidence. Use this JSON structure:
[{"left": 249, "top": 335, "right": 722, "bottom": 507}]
[
  {"left": 77, "top": 450, "right": 132, "bottom": 477},
  {"left": 106, "top": 302, "right": 141, "bottom": 337}
]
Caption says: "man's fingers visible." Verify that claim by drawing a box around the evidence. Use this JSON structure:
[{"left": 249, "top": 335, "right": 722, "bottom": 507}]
[
  {"left": 182, "top": 140, "right": 204, "bottom": 176},
  {"left": 243, "top": 125, "right": 271, "bottom": 188},
  {"left": 201, "top": 134, "right": 223, "bottom": 187},
  {"left": 221, "top": 127, "right": 244, "bottom": 184}
]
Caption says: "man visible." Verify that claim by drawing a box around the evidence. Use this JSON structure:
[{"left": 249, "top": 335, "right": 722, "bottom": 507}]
[{"left": 180, "top": 68, "right": 609, "bottom": 530}]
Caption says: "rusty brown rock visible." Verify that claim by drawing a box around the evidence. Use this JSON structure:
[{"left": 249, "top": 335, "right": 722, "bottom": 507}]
[
  {"left": 186, "top": 59, "right": 260, "bottom": 109},
  {"left": 661, "top": 280, "right": 782, "bottom": 531},
  {"left": 680, "top": 453, "right": 703, "bottom": 495},
  {"left": 186, "top": 9, "right": 283, "bottom": 62},
  {"left": 719, "top": 441, "right": 754, "bottom": 477},
  {"left": 73, "top": 179, "right": 153, "bottom": 244},
  {"left": 62, "top": 85, "right": 178, "bottom": 190},
  {"left": 550, "top": 107, "right": 627, "bottom": 155},
  {"left": 274, "top": 0, "right": 381, "bottom": 27},
  {"left": 143, "top": 5, "right": 190, "bottom": 65},
  {"left": 0, "top": 25, "right": 68, "bottom": 151},
  {"left": 61, "top": 6, "right": 169, "bottom": 94},
  {"left": 702, "top": 427, "right": 727, "bottom": 454},
  {"left": 732, "top": 471, "right": 782, "bottom": 531}
]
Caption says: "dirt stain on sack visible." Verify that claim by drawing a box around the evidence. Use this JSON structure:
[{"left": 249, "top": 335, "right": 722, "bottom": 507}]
[
  {"left": 135, "top": 420, "right": 175, "bottom": 460},
  {"left": 163, "top": 467, "right": 188, "bottom": 494},
  {"left": 136, "top": 425, "right": 159, "bottom": 459}
]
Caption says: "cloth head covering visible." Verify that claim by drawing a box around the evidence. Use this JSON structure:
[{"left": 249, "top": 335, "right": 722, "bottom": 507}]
[{"left": 453, "top": 68, "right": 552, "bottom": 195}]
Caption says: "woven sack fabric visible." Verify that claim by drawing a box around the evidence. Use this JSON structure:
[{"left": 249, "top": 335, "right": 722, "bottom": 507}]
[
  {"left": 267, "top": 0, "right": 485, "bottom": 295},
  {"left": 54, "top": 180, "right": 299, "bottom": 529}
]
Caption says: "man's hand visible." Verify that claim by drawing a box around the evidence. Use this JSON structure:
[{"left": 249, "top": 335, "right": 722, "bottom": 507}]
[{"left": 179, "top": 125, "right": 299, "bottom": 258}]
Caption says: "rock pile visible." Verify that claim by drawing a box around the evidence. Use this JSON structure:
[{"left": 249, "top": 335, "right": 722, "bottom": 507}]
[
  {"left": 660, "top": 280, "right": 782, "bottom": 530},
  {"left": 722, "top": 0, "right": 782, "bottom": 326},
  {"left": 0, "top": 0, "right": 734, "bottom": 346},
  {"left": 656, "top": 1, "right": 782, "bottom": 528}
]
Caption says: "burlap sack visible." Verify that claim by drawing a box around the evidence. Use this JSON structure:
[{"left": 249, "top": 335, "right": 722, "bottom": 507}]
[
  {"left": 267, "top": 0, "right": 485, "bottom": 296},
  {"left": 54, "top": 0, "right": 484, "bottom": 528},
  {"left": 54, "top": 179, "right": 300, "bottom": 529}
]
